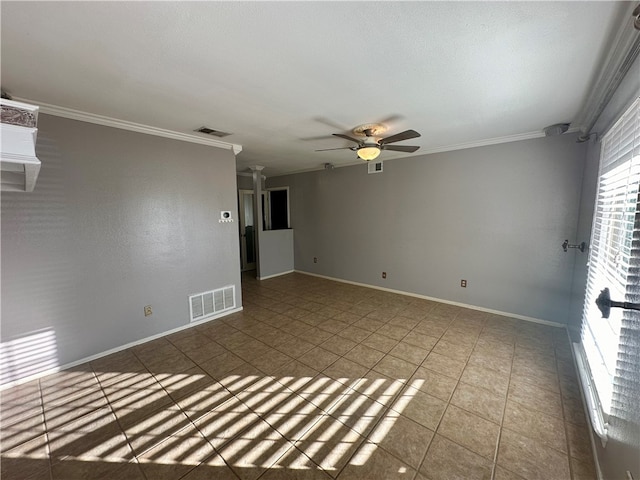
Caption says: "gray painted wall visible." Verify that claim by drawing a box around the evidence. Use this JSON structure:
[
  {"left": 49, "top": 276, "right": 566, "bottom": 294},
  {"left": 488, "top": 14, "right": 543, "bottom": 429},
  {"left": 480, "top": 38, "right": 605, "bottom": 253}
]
[
  {"left": 236, "top": 174, "right": 254, "bottom": 190},
  {"left": 1, "top": 115, "right": 242, "bottom": 381},
  {"left": 236, "top": 174, "right": 265, "bottom": 191},
  {"left": 258, "top": 229, "right": 294, "bottom": 279},
  {"left": 567, "top": 138, "right": 600, "bottom": 338},
  {"left": 269, "top": 134, "right": 587, "bottom": 324}
]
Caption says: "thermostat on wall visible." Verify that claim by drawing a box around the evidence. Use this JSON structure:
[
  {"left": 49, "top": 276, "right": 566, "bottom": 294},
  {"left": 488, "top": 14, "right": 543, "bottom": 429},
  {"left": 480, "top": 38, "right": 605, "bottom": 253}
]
[{"left": 219, "top": 211, "right": 234, "bottom": 223}]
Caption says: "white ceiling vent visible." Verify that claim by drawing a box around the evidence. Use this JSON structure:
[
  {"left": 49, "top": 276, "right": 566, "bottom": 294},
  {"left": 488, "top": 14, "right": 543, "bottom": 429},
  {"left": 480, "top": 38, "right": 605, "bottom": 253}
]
[
  {"left": 189, "top": 285, "right": 235, "bottom": 322},
  {"left": 195, "top": 126, "right": 232, "bottom": 138},
  {"left": 368, "top": 161, "right": 383, "bottom": 174},
  {"left": 1, "top": 99, "right": 41, "bottom": 192}
]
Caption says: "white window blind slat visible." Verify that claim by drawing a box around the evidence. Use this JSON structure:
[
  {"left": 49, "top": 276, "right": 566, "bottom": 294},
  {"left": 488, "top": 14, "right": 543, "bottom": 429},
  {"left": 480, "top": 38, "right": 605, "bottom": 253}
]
[{"left": 581, "top": 96, "right": 640, "bottom": 421}]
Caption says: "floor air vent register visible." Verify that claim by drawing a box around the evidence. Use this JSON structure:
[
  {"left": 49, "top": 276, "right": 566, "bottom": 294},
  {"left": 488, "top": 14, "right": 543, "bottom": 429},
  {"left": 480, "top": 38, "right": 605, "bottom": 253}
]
[{"left": 189, "top": 285, "right": 235, "bottom": 322}]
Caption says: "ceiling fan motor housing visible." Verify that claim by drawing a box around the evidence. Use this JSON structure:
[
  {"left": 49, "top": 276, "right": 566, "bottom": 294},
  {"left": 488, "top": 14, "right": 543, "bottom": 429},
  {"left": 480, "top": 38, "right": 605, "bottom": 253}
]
[
  {"left": 317, "top": 125, "right": 421, "bottom": 160},
  {"left": 353, "top": 123, "right": 387, "bottom": 137}
]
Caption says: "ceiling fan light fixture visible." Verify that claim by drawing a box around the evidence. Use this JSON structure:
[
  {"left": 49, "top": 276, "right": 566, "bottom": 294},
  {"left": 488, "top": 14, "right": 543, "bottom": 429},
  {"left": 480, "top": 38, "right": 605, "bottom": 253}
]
[{"left": 357, "top": 146, "right": 381, "bottom": 161}]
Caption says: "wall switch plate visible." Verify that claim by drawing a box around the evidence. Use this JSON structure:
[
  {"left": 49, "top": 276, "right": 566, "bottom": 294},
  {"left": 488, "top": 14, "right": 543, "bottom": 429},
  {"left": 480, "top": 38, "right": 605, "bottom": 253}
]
[
  {"left": 461, "top": 279, "right": 467, "bottom": 288},
  {"left": 144, "top": 305, "right": 153, "bottom": 316},
  {"left": 313, "top": 257, "right": 317, "bottom": 263},
  {"left": 382, "top": 272, "right": 387, "bottom": 279}
]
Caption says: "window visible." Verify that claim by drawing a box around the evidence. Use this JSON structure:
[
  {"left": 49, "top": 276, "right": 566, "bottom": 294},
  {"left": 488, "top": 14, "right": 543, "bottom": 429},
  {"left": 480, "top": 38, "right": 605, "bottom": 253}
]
[{"left": 579, "top": 96, "right": 640, "bottom": 439}]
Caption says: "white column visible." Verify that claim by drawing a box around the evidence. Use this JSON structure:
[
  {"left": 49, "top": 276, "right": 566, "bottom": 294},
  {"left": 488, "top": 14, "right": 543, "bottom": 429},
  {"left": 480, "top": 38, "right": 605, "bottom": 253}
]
[{"left": 250, "top": 165, "right": 265, "bottom": 279}]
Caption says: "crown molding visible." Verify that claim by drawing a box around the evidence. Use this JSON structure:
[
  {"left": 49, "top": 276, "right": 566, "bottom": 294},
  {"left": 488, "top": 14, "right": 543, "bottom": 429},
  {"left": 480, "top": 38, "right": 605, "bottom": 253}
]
[
  {"left": 573, "top": 2, "right": 640, "bottom": 138},
  {"left": 13, "top": 97, "right": 243, "bottom": 155},
  {"left": 268, "top": 128, "right": 579, "bottom": 178},
  {"left": 417, "top": 127, "right": 579, "bottom": 156}
]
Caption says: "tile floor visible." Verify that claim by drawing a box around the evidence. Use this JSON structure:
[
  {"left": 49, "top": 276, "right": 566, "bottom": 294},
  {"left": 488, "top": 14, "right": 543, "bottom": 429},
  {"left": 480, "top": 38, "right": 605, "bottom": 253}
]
[{"left": 0, "top": 272, "right": 597, "bottom": 480}]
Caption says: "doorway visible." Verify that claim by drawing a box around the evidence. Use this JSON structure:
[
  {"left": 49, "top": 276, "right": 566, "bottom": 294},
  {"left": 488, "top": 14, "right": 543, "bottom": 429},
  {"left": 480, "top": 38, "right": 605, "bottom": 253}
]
[{"left": 238, "top": 190, "right": 256, "bottom": 271}]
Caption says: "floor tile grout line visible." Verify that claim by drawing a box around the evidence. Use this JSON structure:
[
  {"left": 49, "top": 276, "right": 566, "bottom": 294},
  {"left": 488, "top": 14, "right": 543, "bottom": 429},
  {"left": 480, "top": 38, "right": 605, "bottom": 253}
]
[
  {"left": 402, "top": 309, "right": 472, "bottom": 480},
  {"left": 489, "top": 326, "right": 517, "bottom": 480},
  {"left": 207, "top": 410, "right": 296, "bottom": 477},
  {"left": 36, "top": 373, "right": 55, "bottom": 478},
  {"left": 274, "top": 294, "right": 436, "bottom": 479},
  {"left": 206, "top": 364, "right": 353, "bottom": 471},
  {"left": 45, "top": 365, "right": 138, "bottom": 476},
  {"left": 162, "top": 362, "right": 275, "bottom": 480},
  {"left": 100, "top": 350, "right": 207, "bottom": 475},
  {"left": 253, "top": 441, "right": 322, "bottom": 480},
  {"left": 425, "top": 313, "right": 506, "bottom": 477},
  {"left": 7, "top": 273, "right": 594, "bottom": 480},
  {"left": 557, "top": 331, "right": 576, "bottom": 480},
  {"left": 495, "top": 329, "right": 580, "bottom": 478}
]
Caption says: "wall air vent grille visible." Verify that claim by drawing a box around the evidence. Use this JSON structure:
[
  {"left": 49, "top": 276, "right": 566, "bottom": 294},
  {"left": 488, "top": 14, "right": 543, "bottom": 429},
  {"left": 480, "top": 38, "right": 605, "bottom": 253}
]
[
  {"left": 188, "top": 285, "right": 235, "bottom": 322},
  {"left": 195, "top": 126, "right": 232, "bottom": 138},
  {"left": 368, "top": 161, "right": 383, "bottom": 174}
]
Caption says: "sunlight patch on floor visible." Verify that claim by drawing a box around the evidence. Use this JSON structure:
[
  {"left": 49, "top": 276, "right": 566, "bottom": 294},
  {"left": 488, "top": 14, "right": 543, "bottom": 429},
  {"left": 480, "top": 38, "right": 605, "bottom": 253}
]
[{"left": 4, "top": 369, "right": 420, "bottom": 474}]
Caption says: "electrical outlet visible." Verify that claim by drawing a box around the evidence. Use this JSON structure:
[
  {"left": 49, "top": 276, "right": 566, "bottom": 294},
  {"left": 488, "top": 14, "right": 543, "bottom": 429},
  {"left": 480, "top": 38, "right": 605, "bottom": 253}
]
[
  {"left": 144, "top": 305, "right": 153, "bottom": 316},
  {"left": 461, "top": 279, "right": 467, "bottom": 288},
  {"left": 382, "top": 272, "right": 387, "bottom": 279},
  {"left": 313, "top": 257, "right": 317, "bottom": 263}
]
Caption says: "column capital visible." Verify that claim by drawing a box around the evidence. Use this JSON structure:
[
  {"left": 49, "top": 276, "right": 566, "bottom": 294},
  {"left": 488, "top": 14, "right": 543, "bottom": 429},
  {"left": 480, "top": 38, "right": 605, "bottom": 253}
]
[{"left": 249, "top": 165, "right": 265, "bottom": 172}]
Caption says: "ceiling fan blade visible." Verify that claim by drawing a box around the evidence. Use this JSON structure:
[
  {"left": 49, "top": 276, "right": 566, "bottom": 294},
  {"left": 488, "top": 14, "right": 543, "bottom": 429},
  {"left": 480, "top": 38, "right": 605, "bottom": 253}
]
[
  {"left": 381, "top": 145, "right": 420, "bottom": 153},
  {"left": 300, "top": 134, "right": 336, "bottom": 141},
  {"left": 315, "top": 147, "right": 353, "bottom": 152},
  {"left": 376, "top": 114, "right": 404, "bottom": 125},
  {"left": 313, "top": 116, "right": 349, "bottom": 131},
  {"left": 379, "top": 129, "right": 421, "bottom": 145},
  {"left": 332, "top": 133, "right": 362, "bottom": 144}
]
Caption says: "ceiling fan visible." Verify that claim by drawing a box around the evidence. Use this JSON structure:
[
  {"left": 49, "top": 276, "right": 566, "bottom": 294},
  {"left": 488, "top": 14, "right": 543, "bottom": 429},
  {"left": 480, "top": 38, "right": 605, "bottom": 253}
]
[{"left": 316, "top": 124, "right": 421, "bottom": 161}]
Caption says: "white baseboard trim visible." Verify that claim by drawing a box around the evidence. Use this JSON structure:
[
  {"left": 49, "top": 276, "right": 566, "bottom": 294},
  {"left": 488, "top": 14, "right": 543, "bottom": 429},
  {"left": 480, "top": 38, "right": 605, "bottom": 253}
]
[
  {"left": 295, "top": 270, "right": 566, "bottom": 328},
  {"left": 0, "top": 306, "right": 243, "bottom": 391},
  {"left": 258, "top": 270, "right": 295, "bottom": 281}
]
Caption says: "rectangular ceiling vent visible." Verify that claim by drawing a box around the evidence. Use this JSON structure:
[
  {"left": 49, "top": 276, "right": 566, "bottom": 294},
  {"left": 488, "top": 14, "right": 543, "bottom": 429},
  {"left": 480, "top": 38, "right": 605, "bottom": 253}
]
[
  {"left": 189, "top": 285, "right": 235, "bottom": 322},
  {"left": 195, "top": 126, "right": 232, "bottom": 138},
  {"left": 368, "top": 161, "right": 383, "bottom": 174}
]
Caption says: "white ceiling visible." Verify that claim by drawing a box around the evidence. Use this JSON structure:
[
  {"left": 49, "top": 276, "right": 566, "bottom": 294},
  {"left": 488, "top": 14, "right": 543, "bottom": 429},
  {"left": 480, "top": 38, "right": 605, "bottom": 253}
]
[{"left": 0, "top": 2, "right": 627, "bottom": 177}]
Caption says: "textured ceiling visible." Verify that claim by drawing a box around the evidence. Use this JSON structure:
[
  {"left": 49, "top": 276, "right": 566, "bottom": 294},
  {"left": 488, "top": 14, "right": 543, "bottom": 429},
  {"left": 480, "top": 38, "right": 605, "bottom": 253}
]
[{"left": 0, "top": 2, "right": 627, "bottom": 176}]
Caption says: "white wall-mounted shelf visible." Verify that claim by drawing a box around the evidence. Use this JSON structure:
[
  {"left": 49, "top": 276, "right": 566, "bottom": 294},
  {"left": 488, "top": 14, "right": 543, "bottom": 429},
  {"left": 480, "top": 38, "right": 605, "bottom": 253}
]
[{"left": 1, "top": 99, "right": 41, "bottom": 192}]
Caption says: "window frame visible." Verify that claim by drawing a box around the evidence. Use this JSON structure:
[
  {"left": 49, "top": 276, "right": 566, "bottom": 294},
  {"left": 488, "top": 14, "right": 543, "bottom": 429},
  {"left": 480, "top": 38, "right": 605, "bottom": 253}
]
[{"left": 577, "top": 95, "right": 640, "bottom": 443}]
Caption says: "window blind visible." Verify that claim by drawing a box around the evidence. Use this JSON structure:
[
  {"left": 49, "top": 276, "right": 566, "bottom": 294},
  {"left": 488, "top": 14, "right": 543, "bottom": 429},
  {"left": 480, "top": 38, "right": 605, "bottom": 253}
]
[{"left": 581, "top": 96, "right": 640, "bottom": 426}]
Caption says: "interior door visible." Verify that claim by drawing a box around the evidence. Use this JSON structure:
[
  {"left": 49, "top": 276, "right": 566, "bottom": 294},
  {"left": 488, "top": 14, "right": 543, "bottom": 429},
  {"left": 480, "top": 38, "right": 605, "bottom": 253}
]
[{"left": 238, "top": 190, "right": 256, "bottom": 271}]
